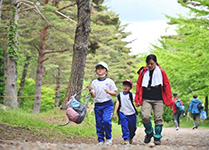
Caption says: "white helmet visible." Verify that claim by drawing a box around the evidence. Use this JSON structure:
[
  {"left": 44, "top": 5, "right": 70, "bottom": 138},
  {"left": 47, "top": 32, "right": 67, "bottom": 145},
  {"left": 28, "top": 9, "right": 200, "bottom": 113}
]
[{"left": 95, "top": 61, "right": 108, "bottom": 71}]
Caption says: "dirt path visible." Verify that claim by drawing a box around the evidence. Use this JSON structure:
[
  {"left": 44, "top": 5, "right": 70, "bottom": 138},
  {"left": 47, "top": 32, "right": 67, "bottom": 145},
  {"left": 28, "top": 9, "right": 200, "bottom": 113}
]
[{"left": 0, "top": 126, "right": 209, "bottom": 150}]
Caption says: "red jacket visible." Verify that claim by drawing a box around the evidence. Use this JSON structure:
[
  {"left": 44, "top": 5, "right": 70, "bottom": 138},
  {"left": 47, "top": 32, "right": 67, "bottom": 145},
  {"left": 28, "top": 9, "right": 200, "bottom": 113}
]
[
  {"left": 171, "top": 97, "right": 184, "bottom": 113},
  {"left": 135, "top": 66, "right": 172, "bottom": 106}
]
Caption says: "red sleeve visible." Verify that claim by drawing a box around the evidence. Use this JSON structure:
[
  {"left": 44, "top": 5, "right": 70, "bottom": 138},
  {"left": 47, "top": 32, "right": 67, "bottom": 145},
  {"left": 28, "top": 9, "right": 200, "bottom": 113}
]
[
  {"left": 135, "top": 75, "right": 141, "bottom": 105},
  {"left": 135, "top": 68, "right": 145, "bottom": 106},
  {"left": 162, "top": 70, "right": 172, "bottom": 106}
]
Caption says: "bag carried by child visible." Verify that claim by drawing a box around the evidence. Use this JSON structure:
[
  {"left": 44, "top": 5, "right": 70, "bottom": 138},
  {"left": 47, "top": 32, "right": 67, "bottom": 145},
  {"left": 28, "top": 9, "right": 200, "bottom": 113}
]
[
  {"left": 200, "top": 110, "right": 207, "bottom": 120},
  {"left": 66, "top": 95, "right": 89, "bottom": 124},
  {"left": 59, "top": 87, "right": 89, "bottom": 126},
  {"left": 175, "top": 99, "right": 185, "bottom": 114}
]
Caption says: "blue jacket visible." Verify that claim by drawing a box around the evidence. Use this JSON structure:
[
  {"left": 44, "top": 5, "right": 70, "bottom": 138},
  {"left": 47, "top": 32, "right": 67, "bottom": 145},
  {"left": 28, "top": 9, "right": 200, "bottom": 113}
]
[{"left": 188, "top": 98, "right": 202, "bottom": 114}]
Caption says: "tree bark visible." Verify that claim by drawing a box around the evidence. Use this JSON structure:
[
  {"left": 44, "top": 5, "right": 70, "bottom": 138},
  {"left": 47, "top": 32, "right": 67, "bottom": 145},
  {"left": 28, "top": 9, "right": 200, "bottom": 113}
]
[
  {"left": 32, "top": 26, "right": 48, "bottom": 113},
  {"left": 17, "top": 55, "right": 31, "bottom": 106},
  {"left": 0, "top": 50, "right": 4, "bottom": 103},
  {"left": 55, "top": 66, "right": 61, "bottom": 107},
  {"left": 205, "top": 96, "right": 208, "bottom": 118},
  {"left": 61, "top": 0, "right": 91, "bottom": 109},
  {"left": 4, "top": 0, "right": 19, "bottom": 109},
  {"left": 0, "top": 0, "right": 3, "bottom": 23}
]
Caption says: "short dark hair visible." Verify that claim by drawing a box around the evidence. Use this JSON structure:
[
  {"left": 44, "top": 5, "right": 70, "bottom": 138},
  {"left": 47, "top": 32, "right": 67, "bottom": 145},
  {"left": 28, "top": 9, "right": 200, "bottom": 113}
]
[
  {"left": 173, "top": 93, "right": 178, "bottom": 97},
  {"left": 193, "top": 94, "right": 198, "bottom": 98},
  {"left": 146, "top": 54, "right": 157, "bottom": 64}
]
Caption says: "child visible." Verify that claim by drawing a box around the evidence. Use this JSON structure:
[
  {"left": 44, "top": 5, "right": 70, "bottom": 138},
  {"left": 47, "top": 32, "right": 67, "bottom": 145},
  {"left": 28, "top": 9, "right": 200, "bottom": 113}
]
[
  {"left": 89, "top": 61, "right": 117, "bottom": 146},
  {"left": 113, "top": 79, "right": 137, "bottom": 145},
  {"left": 187, "top": 94, "right": 203, "bottom": 129}
]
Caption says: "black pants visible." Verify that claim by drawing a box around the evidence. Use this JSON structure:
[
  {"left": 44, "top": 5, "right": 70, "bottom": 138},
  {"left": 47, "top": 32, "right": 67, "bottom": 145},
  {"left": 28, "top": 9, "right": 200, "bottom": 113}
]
[{"left": 173, "top": 113, "right": 181, "bottom": 128}]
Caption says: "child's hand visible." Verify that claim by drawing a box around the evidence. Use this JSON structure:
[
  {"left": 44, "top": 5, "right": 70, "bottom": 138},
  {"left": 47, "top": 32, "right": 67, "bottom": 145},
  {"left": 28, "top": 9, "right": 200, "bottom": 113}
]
[
  {"left": 88, "top": 84, "right": 92, "bottom": 91},
  {"left": 113, "top": 114, "right": 117, "bottom": 121},
  {"left": 104, "top": 89, "right": 109, "bottom": 94}
]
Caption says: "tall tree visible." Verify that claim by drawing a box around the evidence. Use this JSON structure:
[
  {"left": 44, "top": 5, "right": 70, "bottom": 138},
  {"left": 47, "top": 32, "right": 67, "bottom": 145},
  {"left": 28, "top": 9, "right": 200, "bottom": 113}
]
[
  {"left": 4, "top": 0, "right": 19, "bottom": 109},
  {"left": 17, "top": 55, "right": 31, "bottom": 106},
  {"left": 0, "top": 0, "right": 3, "bottom": 23},
  {"left": 62, "top": 0, "right": 91, "bottom": 109},
  {"left": 0, "top": 0, "right": 4, "bottom": 104}
]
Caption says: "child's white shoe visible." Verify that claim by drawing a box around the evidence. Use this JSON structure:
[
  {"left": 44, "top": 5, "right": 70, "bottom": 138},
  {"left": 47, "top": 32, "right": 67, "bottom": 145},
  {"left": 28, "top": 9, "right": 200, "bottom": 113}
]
[{"left": 106, "top": 139, "right": 112, "bottom": 146}]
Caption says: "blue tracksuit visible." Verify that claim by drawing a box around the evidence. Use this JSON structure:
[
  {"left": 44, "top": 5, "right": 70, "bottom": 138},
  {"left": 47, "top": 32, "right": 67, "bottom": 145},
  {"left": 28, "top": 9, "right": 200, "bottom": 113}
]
[
  {"left": 94, "top": 100, "right": 113, "bottom": 142},
  {"left": 119, "top": 112, "right": 137, "bottom": 141}
]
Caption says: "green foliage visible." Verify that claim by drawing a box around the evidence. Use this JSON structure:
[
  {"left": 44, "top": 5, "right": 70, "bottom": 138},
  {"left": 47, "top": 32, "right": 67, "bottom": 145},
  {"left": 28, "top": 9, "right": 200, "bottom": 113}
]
[
  {"left": 18, "top": 78, "right": 56, "bottom": 112},
  {"left": 150, "top": 0, "right": 209, "bottom": 122},
  {"left": 163, "top": 106, "right": 173, "bottom": 123}
]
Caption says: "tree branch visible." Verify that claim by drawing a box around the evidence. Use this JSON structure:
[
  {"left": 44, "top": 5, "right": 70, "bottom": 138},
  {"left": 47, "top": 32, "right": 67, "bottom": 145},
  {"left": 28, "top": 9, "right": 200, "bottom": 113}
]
[
  {"left": 15, "top": 0, "right": 53, "bottom": 27},
  {"left": 55, "top": 10, "right": 77, "bottom": 24},
  {"left": 57, "top": 2, "right": 76, "bottom": 11},
  {"left": 40, "top": 57, "right": 49, "bottom": 64},
  {"left": 19, "top": 7, "right": 35, "bottom": 13},
  {"left": 33, "top": 45, "right": 40, "bottom": 52},
  {"left": 44, "top": 49, "right": 68, "bottom": 55},
  {"left": 34, "top": 4, "right": 53, "bottom": 27}
]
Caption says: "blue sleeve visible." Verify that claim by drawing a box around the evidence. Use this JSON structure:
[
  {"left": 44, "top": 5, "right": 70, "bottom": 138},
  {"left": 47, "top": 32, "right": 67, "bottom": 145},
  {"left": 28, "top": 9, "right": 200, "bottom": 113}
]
[{"left": 188, "top": 102, "right": 192, "bottom": 112}]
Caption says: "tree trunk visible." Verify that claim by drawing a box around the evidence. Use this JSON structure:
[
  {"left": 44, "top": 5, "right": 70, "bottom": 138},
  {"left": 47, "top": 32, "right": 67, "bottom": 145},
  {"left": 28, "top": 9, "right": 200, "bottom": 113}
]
[
  {"left": 4, "top": 0, "right": 19, "bottom": 109},
  {"left": 32, "top": 26, "right": 48, "bottom": 113},
  {"left": 61, "top": 0, "right": 91, "bottom": 109},
  {"left": 55, "top": 66, "right": 61, "bottom": 107},
  {"left": 205, "top": 96, "right": 208, "bottom": 118},
  {"left": 17, "top": 55, "right": 31, "bottom": 106},
  {"left": 0, "top": 50, "right": 4, "bottom": 103},
  {"left": 0, "top": 0, "right": 3, "bottom": 23}
]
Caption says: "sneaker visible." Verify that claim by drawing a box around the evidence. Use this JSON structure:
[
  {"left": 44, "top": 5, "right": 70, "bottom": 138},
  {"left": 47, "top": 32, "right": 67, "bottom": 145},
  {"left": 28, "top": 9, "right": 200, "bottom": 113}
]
[
  {"left": 106, "top": 139, "right": 112, "bottom": 146},
  {"left": 97, "top": 141, "right": 104, "bottom": 145},
  {"left": 192, "top": 126, "right": 196, "bottom": 130},
  {"left": 176, "top": 127, "right": 179, "bottom": 131},
  {"left": 124, "top": 140, "right": 129, "bottom": 145},
  {"left": 144, "top": 132, "right": 153, "bottom": 144},
  {"left": 154, "top": 138, "right": 161, "bottom": 145},
  {"left": 129, "top": 139, "right": 133, "bottom": 144}
]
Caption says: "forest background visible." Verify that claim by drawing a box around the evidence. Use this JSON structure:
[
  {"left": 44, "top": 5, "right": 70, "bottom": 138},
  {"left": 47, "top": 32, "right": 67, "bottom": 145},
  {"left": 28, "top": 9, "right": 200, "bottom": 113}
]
[{"left": 0, "top": 0, "right": 208, "bottom": 128}]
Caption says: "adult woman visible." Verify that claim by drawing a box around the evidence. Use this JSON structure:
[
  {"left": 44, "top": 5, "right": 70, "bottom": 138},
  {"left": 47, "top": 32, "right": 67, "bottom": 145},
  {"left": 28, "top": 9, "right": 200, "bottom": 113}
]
[{"left": 135, "top": 54, "right": 172, "bottom": 145}]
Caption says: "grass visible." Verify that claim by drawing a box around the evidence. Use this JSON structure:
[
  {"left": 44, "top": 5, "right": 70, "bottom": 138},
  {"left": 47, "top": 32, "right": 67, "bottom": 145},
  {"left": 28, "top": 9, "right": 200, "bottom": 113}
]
[{"left": 0, "top": 108, "right": 122, "bottom": 141}]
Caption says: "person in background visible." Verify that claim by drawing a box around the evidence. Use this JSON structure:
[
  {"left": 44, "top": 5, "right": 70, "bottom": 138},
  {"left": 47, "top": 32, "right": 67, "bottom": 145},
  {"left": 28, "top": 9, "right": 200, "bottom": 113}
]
[
  {"left": 171, "top": 93, "right": 185, "bottom": 131},
  {"left": 113, "top": 79, "right": 137, "bottom": 145},
  {"left": 89, "top": 62, "right": 117, "bottom": 145},
  {"left": 135, "top": 54, "right": 172, "bottom": 145},
  {"left": 187, "top": 94, "right": 203, "bottom": 130}
]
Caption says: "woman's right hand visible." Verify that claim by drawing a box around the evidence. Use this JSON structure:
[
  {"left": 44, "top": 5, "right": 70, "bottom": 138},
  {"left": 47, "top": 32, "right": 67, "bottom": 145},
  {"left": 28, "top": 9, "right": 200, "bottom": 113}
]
[{"left": 135, "top": 103, "right": 140, "bottom": 107}]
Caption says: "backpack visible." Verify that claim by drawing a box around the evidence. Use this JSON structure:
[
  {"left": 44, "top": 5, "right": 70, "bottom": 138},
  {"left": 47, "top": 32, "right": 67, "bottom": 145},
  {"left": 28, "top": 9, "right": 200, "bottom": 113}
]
[
  {"left": 117, "top": 92, "right": 138, "bottom": 124},
  {"left": 65, "top": 95, "right": 89, "bottom": 124},
  {"left": 197, "top": 102, "right": 204, "bottom": 111},
  {"left": 174, "top": 99, "right": 185, "bottom": 114}
]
